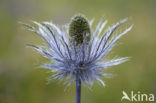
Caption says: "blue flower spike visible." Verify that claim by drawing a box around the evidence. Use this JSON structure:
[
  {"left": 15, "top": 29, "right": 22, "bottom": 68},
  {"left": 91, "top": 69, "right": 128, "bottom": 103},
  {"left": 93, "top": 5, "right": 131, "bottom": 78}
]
[{"left": 22, "top": 14, "right": 133, "bottom": 103}]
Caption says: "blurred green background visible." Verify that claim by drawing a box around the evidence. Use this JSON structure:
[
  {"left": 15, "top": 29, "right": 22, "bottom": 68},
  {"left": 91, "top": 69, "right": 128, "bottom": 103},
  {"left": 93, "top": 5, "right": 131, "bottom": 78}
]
[{"left": 0, "top": 0, "right": 156, "bottom": 103}]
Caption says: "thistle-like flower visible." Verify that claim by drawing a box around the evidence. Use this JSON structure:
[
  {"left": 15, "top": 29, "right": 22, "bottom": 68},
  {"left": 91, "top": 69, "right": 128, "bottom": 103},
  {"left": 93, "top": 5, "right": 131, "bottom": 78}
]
[{"left": 22, "top": 14, "right": 133, "bottom": 103}]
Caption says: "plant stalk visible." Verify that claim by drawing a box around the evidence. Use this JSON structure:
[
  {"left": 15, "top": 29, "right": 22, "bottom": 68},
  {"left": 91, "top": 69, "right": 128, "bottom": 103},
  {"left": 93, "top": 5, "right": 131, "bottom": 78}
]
[{"left": 76, "top": 77, "right": 81, "bottom": 103}]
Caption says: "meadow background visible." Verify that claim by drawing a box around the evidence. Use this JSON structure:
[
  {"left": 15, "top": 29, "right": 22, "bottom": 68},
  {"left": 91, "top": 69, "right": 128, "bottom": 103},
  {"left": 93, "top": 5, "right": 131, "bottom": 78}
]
[{"left": 0, "top": 0, "right": 156, "bottom": 103}]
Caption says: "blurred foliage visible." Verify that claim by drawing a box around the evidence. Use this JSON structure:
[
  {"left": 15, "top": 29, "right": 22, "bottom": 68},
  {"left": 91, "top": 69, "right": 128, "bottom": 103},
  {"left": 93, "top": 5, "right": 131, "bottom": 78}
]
[{"left": 0, "top": 0, "right": 156, "bottom": 103}]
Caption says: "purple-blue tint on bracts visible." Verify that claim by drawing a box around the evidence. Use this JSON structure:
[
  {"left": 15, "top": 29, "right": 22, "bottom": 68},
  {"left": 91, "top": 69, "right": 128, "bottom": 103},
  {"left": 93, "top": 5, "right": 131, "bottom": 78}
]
[{"left": 22, "top": 17, "right": 133, "bottom": 87}]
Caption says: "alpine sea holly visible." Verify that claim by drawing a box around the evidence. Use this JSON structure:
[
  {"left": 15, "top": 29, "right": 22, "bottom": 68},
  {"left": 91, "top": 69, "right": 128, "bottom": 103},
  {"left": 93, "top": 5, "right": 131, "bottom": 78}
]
[{"left": 22, "top": 14, "right": 133, "bottom": 103}]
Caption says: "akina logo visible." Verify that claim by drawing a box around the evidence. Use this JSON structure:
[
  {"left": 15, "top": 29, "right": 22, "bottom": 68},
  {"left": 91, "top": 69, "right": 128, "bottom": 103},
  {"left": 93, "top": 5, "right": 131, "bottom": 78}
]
[{"left": 121, "top": 91, "right": 155, "bottom": 102}]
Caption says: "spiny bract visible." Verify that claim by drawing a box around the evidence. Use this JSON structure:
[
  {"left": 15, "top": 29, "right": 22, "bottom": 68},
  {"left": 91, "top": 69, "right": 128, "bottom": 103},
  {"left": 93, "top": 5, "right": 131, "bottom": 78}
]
[{"left": 23, "top": 14, "right": 133, "bottom": 87}]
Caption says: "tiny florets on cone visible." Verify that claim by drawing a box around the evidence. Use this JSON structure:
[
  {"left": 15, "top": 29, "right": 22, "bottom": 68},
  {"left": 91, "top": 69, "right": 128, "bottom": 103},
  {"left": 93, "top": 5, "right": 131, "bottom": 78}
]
[{"left": 69, "top": 14, "right": 91, "bottom": 45}]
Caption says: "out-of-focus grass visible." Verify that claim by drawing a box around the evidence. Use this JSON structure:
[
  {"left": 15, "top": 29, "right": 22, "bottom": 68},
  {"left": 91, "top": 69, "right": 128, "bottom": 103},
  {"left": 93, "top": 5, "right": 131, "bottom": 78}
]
[{"left": 0, "top": 0, "right": 156, "bottom": 103}]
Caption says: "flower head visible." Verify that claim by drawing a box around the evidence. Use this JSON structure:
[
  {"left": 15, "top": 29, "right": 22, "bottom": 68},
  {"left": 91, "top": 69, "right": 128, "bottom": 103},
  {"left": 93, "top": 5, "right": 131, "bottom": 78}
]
[
  {"left": 69, "top": 14, "right": 91, "bottom": 45},
  {"left": 23, "top": 14, "right": 133, "bottom": 87}
]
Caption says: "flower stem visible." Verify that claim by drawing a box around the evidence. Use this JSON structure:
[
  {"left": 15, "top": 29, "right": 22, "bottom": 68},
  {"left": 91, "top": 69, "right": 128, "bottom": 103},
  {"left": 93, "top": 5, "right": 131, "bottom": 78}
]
[{"left": 76, "top": 77, "right": 81, "bottom": 103}]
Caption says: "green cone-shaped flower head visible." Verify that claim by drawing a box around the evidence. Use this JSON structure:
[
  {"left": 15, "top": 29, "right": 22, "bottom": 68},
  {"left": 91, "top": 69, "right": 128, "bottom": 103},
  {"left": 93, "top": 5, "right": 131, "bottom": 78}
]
[{"left": 69, "top": 14, "right": 91, "bottom": 45}]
